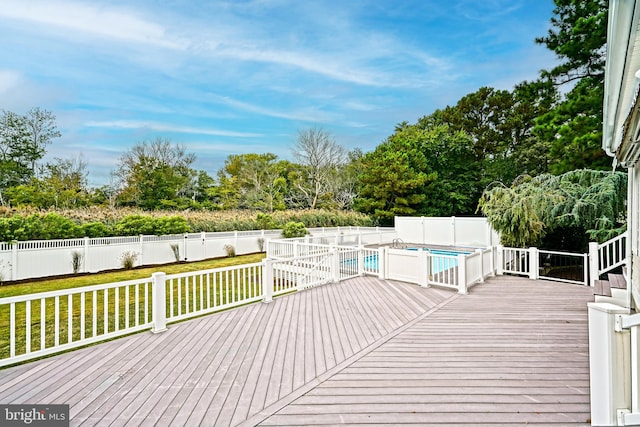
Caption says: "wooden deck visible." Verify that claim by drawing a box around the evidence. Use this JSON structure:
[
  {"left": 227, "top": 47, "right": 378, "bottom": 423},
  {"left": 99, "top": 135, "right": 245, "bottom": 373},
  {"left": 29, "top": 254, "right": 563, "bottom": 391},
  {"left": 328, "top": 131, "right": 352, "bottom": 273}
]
[{"left": 0, "top": 275, "right": 594, "bottom": 426}]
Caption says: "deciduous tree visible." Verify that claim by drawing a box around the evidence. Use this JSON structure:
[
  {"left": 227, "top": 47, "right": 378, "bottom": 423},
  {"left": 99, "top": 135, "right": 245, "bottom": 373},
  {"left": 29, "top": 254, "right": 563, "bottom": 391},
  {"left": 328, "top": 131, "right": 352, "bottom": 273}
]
[
  {"left": 115, "top": 138, "right": 197, "bottom": 209},
  {"left": 292, "top": 128, "right": 346, "bottom": 209}
]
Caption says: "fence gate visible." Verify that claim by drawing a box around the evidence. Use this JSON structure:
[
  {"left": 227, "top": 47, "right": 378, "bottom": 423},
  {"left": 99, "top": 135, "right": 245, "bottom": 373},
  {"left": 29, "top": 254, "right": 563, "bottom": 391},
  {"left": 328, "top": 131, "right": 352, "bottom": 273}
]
[{"left": 538, "top": 249, "right": 588, "bottom": 286}]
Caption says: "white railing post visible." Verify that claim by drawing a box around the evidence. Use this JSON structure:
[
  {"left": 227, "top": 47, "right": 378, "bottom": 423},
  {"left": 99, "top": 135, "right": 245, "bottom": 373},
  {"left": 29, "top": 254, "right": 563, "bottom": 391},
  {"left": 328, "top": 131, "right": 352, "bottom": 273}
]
[
  {"left": 588, "top": 303, "right": 630, "bottom": 426},
  {"left": 332, "top": 248, "right": 340, "bottom": 283},
  {"left": 496, "top": 245, "right": 503, "bottom": 275},
  {"left": 378, "top": 247, "right": 387, "bottom": 280},
  {"left": 419, "top": 249, "right": 430, "bottom": 288},
  {"left": 529, "top": 247, "right": 539, "bottom": 280},
  {"left": 262, "top": 258, "right": 273, "bottom": 303},
  {"left": 589, "top": 241, "right": 599, "bottom": 287},
  {"left": 151, "top": 272, "right": 167, "bottom": 333},
  {"left": 489, "top": 246, "right": 496, "bottom": 277},
  {"left": 457, "top": 254, "right": 467, "bottom": 294},
  {"left": 476, "top": 249, "right": 485, "bottom": 283},
  {"left": 357, "top": 246, "right": 364, "bottom": 276}
]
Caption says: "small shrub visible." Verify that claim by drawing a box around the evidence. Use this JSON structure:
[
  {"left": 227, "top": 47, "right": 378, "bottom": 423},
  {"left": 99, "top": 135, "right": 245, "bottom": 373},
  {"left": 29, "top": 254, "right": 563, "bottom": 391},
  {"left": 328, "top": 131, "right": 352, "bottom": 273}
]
[
  {"left": 170, "top": 243, "right": 180, "bottom": 262},
  {"left": 71, "top": 250, "right": 83, "bottom": 274},
  {"left": 120, "top": 251, "right": 139, "bottom": 269},
  {"left": 281, "top": 221, "right": 309, "bottom": 238},
  {"left": 256, "top": 213, "right": 275, "bottom": 230},
  {"left": 81, "top": 221, "right": 112, "bottom": 237},
  {"left": 155, "top": 216, "right": 190, "bottom": 235},
  {"left": 223, "top": 244, "right": 236, "bottom": 257},
  {"left": 257, "top": 237, "right": 265, "bottom": 252}
]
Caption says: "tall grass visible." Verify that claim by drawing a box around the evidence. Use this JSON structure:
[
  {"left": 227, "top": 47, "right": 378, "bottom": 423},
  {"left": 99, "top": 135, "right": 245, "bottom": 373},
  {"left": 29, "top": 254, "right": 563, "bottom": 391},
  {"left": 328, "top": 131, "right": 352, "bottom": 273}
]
[{"left": 0, "top": 207, "right": 374, "bottom": 239}]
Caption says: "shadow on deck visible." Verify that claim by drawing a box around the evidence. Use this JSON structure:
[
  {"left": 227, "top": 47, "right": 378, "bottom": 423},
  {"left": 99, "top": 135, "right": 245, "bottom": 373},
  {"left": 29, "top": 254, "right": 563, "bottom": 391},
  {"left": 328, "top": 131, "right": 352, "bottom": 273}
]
[{"left": 0, "top": 275, "right": 594, "bottom": 426}]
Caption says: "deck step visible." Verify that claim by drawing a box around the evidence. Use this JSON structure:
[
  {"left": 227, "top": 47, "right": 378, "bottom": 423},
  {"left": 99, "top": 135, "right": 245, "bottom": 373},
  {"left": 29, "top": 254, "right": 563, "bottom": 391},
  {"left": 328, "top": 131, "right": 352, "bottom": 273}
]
[
  {"left": 594, "top": 274, "right": 627, "bottom": 297},
  {"left": 608, "top": 273, "right": 627, "bottom": 289},
  {"left": 594, "top": 279, "right": 612, "bottom": 297}
]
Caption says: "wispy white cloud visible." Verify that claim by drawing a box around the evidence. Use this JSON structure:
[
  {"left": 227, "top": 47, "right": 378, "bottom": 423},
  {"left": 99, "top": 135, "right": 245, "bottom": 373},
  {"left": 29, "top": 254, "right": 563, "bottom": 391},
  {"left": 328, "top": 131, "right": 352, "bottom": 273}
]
[
  {"left": 209, "top": 95, "right": 338, "bottom": 123},
  {"left": 455, "top": 0, "right": 523, "bottom": 21},
  {"left": 0, "top": 0, "right": 185, "bottom": 49},
  {"left": 85, "top": 120, "right": 262, "bottom": 138},
  {"left": 0, "top": 69, "right": 21, "bottom": 93}
]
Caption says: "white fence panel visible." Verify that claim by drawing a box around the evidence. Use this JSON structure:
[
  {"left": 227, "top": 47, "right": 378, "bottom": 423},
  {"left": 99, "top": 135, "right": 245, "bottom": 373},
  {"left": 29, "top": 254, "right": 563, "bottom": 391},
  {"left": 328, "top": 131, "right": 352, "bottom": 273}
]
[
  {"left": 86, "top": 241, "right": 138, "bottom": 272},
  {"left": 465, "top": 251, "right": 483, "bottom": 286},
  {"left": 394, "top": 216, "right": 499, "bottom": 247},
  {"left": 386, "top": 249, "right": 421, "bottom": 284}
]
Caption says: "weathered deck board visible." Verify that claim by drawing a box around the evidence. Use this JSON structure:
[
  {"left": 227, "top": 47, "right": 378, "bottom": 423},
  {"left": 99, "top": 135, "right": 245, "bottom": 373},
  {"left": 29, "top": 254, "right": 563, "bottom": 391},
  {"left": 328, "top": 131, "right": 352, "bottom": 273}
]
[
  {"left": 255, "top": 275, "right": 593, "bottom": 426},
  {"left": 0, "top": 275, "right": 594, "bottom": 426}
]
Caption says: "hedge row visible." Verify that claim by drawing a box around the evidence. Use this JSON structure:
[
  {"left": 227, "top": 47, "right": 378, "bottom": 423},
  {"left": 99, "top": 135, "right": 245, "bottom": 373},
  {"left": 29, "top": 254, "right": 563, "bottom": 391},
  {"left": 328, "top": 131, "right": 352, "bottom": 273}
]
[{"left": 0, "top": 209, "right": 374, "bottom": 242}]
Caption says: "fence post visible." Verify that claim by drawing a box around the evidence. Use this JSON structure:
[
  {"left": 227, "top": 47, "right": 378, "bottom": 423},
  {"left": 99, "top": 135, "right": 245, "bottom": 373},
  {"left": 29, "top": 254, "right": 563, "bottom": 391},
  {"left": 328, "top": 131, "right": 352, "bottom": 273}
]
[
  {"left": 529, "top": 247, "right": 539, "bottom": 280},
  {"left": 139, "top": 235, "right": 144, "bottom": 265},
  {"left": 11, "top": 241, "right": 17, "bottom": 281},
  {"left": 589, "top": 241, "right": 599, "bottom": 287},
  {"left": 496, "top": 245, "right": 503, "bottom": 275},
  {"left": 262, "top": 258, "right": 273, "bottom": 303},
  {"left": 83, "top": 237, "right": 90, "bottom": 273},
  {"left": 183, "top": 233, "right": 188, "bottom": 261},
  {"left": 588, "top": 302, "right": 630, "bottom": 426},
  {"left": 457, "top": 253, "right": 467, "bottom": 294},
  {"left": 357, "top": 246, "right": 364, "bottom": 276},
  {"left": 378, "top": 247, "right": 387, "bottom": 280},
  {"left": 476, "top": 248, "right": 485, "bottom": 283},
  {"left": 332, "top": 247, "right": 340, "bottom": 283},
  {"left": 489, "top": 246, "right": 495, "bottom": 277},
  {"left": 419, "top": 249, "right": 430, "bottom": 288},
  {"left": 451, "top": 216, "right": 456, "bottom": 246},
  {"left": 151, "top": 272, "right": 167, "bottom": 333}
]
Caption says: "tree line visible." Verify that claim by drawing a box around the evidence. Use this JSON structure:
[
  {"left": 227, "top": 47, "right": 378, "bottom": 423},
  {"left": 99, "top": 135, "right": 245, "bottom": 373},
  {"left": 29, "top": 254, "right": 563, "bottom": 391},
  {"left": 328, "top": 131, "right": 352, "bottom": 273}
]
[{"left": 0, "top": 1, "right": 618, "bottom": 247}]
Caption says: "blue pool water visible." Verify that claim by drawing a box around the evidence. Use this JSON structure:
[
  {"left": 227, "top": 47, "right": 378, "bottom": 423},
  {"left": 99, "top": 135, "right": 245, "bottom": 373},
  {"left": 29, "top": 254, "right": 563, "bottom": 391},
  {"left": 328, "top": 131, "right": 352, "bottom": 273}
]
[{"left": 346, "top": 248, "right": 471, "bottom": 273}]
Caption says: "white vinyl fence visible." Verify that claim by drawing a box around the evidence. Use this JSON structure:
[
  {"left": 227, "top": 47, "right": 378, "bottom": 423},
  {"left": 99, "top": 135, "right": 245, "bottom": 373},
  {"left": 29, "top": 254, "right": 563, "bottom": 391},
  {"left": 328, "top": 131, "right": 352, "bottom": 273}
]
[
  {"left": 0, "top": 226, "right": 388, "bottom": 282},
  {"left": 394, "top": 216, "right": 500, "bottom": 248}
]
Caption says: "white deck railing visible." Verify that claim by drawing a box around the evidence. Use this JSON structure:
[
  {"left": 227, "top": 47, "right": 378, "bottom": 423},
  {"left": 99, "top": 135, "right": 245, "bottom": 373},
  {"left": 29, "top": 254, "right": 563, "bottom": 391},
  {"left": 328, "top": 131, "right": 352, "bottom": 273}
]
[
  {"left": 163, "top": 263, "right": 264, "bottom": 323},
  {"left": 1, "top": 277, "right": 154, "bottom": 367},
  {"left": 498, "top": 246, "right": 588, "bottom": 286},
  {"left": 588, "top": 232, "right": 628, "bottom": 286},
  {"left": 12, "top": 238, "right": 607, "bottom": 367}
]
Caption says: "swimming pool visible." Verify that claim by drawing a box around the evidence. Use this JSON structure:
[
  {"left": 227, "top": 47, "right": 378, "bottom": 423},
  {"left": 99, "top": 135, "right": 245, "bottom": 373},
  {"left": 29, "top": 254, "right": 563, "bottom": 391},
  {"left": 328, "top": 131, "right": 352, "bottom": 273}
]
[{"left": 346, "top": 247, "right": 471, "bottom": 274}]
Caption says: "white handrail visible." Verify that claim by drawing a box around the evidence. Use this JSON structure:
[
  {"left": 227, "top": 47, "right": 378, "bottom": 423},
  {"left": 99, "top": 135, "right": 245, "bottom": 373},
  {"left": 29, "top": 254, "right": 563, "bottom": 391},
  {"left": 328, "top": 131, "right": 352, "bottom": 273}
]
[{"left": 588, "top": 232, "right": 628, "bottom": 287}]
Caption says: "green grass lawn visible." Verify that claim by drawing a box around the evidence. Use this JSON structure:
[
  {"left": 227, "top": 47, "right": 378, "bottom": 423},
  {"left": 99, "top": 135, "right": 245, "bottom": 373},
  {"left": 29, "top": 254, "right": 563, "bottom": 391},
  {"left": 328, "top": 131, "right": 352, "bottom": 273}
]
[
  {"left": 0, "top": 253, "right": 266, "bottom": 298},
  {"left": 0, "top": 253, "right": 266, "bottom": 364}
]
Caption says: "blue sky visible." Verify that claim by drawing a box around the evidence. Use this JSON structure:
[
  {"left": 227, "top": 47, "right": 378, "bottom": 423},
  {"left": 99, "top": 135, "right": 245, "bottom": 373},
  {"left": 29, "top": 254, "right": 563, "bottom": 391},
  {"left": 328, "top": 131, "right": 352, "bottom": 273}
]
[{"left": 0, "top": 0, "right": 558, "bottom": 187}]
